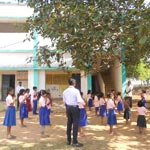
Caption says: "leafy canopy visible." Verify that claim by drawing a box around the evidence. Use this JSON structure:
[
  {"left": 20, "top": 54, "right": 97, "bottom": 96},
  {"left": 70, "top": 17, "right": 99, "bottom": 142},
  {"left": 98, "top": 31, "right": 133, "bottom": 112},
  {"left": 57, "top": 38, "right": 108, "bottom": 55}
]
[{"left": 23, "top": 0, "right": 150, "bottom": 75}]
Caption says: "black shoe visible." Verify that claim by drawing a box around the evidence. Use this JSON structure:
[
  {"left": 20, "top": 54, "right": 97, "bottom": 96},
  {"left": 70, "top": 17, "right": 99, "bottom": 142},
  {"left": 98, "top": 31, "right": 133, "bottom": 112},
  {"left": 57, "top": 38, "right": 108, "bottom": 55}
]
[
  {"left": 67, "top": 141, "right": 71, "bottom": 145},
  {"left": 72, "top": 142, "right": 83, "bottom": 147}
]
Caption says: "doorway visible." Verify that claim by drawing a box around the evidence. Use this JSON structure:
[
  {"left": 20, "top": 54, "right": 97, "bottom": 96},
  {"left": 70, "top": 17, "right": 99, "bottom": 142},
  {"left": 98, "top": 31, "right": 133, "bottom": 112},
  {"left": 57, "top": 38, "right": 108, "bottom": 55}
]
[{"left": 2, "top": 74, "right": 15, "bottom": 100}]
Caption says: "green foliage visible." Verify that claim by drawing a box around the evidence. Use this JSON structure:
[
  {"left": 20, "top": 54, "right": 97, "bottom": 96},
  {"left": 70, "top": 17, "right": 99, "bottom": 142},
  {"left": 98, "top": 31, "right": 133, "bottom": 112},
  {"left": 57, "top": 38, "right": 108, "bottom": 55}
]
[
  {"left": 136, "top": 59, "right": 150, "bottom": 81},
  {"left": 23, "top": 0, "right": 150, "bottom": 75}
]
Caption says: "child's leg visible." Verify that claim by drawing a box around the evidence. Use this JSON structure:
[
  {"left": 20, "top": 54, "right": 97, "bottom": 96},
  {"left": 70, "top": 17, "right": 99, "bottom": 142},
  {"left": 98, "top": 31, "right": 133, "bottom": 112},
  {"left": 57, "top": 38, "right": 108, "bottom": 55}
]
[
  {"left": 101, "top": 117, "right": 103, "bottom": 125},
  {"left": 7, "top": 126, "right": 11, "bottom": 138},
  {"left": 40, "top": 125, "right": 45, "bottom": 136},
  {"left": 109, "top": 125, "right": 113, "bottom": 134},
  {"left": 139, "top": 127, "right": 142, "bottom": 134},
  {"left": 21, "top": 119, "right": 25, "bottom": 127},
  {"left": 126, "top": 119, "right": 128, "bottom": 124}
]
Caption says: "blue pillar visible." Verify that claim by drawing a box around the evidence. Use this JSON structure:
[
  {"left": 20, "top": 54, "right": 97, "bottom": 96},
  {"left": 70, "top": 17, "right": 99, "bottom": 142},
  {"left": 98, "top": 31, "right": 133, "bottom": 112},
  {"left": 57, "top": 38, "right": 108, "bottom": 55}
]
[
  {"left": 33, "top": 30, "right": 39, "bottom": 87},
  {"left": 122, "top": 63, "right": 126, "bottom": 97},
  {"left": 87, "top": 74, "right": 92, "bottom": 91}
]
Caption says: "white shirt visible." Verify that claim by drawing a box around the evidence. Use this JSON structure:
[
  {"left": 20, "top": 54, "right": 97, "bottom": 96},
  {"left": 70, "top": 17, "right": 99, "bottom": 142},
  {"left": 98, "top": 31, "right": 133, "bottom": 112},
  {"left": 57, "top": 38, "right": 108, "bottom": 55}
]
[
  {"left": 63, "top": 86, "right": 83, "bottom": 106},
  {"left": 107, "top": 99, "right": 115, "bottom": 109},
  {"left": 19, "top": 95, "right": 26, "bottom": 104},
  {"left": 125, "top": 84, "right": 133, "bottom": 97},
  {"left": 137, "top": 107, "right": 147, "bottom": 116},
  {"left": 6, "top": 94, "right": 14, "bottom": 106},
  {"left": 16, "top": 85, "right": 24, "bottom": 94},
  {"left": 94, "top": 95, "right": 99, "bottom": 107},
  {"left": 99, "top": 98, "right": 105, "bottom": 106},
  {"left": 39, "top": 96, "right": 46, "bottom": 107},
  {"left": 31, "top": 90, "right": 37, "bottom": 101}
]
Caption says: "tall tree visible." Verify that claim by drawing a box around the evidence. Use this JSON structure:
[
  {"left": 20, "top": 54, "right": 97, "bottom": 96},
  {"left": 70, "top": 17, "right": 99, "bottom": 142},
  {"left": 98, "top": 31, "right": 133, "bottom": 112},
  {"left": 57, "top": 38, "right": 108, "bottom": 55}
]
[{"left": 24, "top": 0, "right": 150, "bottom": 75}]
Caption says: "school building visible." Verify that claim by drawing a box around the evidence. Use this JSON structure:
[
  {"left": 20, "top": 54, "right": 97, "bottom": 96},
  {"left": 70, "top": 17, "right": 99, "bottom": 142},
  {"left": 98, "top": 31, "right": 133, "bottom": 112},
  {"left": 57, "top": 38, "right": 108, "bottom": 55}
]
[{"left": 0, "top": 1, "right": 126, "bottom": 100}]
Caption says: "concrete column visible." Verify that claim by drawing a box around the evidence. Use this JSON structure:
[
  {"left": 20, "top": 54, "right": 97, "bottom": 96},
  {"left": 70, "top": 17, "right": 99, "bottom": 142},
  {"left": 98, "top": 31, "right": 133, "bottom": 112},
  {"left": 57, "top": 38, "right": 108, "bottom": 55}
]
[
  {"left": 87, "top": 74, "right": 92, "bottom": 91},
  {"left": 80, "top": 72, "right": 88, "bottom": 95},
  {"left": 0, "top": 73, "right": 2, "bottom": 100},
  {"left": 97, "top": 73, "right": 105, "bottom": 94},
  {"left": 38, "top": 70, "right": 46, "bottom": 90},
  {"left": 122, "top": 63, "right": 126, "bottom": 97},
  {"left": 28, "top": 70, "right": 34, "bottom": 91},
  {"left": 111, "top": 60, "right": 122, "bottom": 93}
]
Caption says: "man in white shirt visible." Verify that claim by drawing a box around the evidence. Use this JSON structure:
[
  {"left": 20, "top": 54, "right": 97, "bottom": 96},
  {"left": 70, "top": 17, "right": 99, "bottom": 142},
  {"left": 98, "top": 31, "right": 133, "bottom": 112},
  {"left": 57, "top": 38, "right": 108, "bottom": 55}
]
[
  {"left": 63, "top": 78, "right": 84, "bottom": 147},
  {"left": 16, "top": 81, "right": 24, "bottom": 109},
  {"left": 125, "top": 81, "right": 133, "bottom": 108}
]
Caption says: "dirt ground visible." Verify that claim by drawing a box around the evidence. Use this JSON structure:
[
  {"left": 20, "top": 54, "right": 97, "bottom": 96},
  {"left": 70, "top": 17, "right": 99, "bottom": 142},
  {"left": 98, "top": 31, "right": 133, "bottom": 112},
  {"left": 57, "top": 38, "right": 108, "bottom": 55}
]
[{"left": 0, "top": 97, "right": 150, "bottom": 150}]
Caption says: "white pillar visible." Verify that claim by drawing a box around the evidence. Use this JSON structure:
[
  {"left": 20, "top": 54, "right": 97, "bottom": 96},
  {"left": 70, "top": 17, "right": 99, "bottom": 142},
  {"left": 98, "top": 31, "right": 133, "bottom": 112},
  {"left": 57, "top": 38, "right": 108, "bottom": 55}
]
[
  {"left": 28, "top": 70, "right": 34, "bottom": 91},
  {"left": 111, "top": 60, "right": 122, "bottom": 92},
  {"left": 38, "top": 70, "right": 46, "bottom": 90},
  {"left": 80, "top": 72, "right": 88, "bottom": 96},
  {"left": 97, "top": 73, "right": 105, "bottom": 94},
  {"left": 0, "top": 73, "right": 2, "bottom": 100}
]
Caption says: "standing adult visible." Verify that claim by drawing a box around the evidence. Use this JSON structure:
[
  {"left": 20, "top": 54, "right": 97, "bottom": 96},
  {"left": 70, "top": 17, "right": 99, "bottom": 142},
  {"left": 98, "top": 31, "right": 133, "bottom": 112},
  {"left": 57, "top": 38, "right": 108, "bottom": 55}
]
[
  {"left": 16, "top": 81, "right": 24, "bottom": 109},
  {"left": 125, "top": 81, "right": 133, "bottom": 108},
  {"left": 63, "top": 78, "right": 84, "bottom": 147}
]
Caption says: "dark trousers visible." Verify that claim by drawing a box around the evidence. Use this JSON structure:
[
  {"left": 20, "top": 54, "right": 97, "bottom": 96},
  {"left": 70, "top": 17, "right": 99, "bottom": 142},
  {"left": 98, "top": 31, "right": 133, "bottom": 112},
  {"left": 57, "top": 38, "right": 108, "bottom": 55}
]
[
  {"left": 66, "top": 106, "right": 80, "bottom": 144},
  {"left": 17, "top": 94, "right": 20, "bottom": 109},
  {"left": 33, "top": 100, "right": 37, "bottom": 114},
  {"left": 125, "top": 96, "right": 132, "bottom": 108}
]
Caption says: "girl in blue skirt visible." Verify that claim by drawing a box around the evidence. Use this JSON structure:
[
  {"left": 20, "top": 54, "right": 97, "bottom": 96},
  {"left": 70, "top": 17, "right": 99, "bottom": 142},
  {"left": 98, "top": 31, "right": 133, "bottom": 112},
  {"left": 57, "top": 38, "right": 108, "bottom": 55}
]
[
  {"left": 78, "top": 92, "right": 88, "bottom": 137},
  {"left": 46, "top": 92, "right": 52, "bottom": 125},
  {"left": 87, "top": 90, "right": 93, "bottom": 111},
  {"left": 19, "top": 89, "right": 28, "bottom": 127},
  {"left": 117, "top": 92, "right": 123, "bottom": 114},
  {"left": 107, "top": 93, "right": 117, "bottom": 134},
  {"left": 99, "top": 92, "right": 107, "bottom": 125},
  {"left": 39, "top": 90, "right": 50, "bottom": 137},
  {"left": 3, "top": 87, "right": 16, "bottom": 139}
]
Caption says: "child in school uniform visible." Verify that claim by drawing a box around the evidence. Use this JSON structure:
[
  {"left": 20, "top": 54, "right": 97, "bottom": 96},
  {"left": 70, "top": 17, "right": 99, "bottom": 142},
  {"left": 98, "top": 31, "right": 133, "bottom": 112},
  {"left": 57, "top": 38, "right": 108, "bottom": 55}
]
[
  {"left": 123, "top": 97, "right": 131, "bottom": 125},
  {"left": 39, "top": 90, "right": 50, "bottom": 137},
  {"left": 25, "top": 88, "right": 32, "bottom": 113},
  {"left": 137, "top": 100, "right": 147, "bottom": 134},
  {"left": 87, "top": 90, "right": 93, "bottom": 111},
  {"left": 107, "top": 93, "right": 117, "bottom": 134},
  {"left": 141, "top": 90, "right": 146, "bottom": 108},
  {"left": 99, "top": 92, "right": 107, "bottom": 125},
  {"left": 94, "top": 93, "right": 99, "bottom": 116},
  {"left": 117, "top": 92, "right": 124, "bottom": 114},
  {"left": 46, "top": 92, "right": 52, "bottom": 125},
  {"left": 78, "top": 92, "right": 88, "bottom": 137},
  {"left": 32, "top": 86, "right": 38, "bottom": 115},
  {"left": 3, "top": 88, "right": 16, "bottom": 139},
  {"left": 19, "top": 89, "right": 28, "bottom": 127}
]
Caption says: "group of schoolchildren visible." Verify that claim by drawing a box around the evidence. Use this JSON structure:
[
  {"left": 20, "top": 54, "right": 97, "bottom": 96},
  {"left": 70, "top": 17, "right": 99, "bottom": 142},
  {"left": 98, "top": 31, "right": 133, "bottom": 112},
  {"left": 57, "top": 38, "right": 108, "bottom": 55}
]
[
  {"left": 84, "top": 89, "right": 149, "bottom": 135},
  {"left": 3, "top": 87, "right": 52, "bottom": 139}
]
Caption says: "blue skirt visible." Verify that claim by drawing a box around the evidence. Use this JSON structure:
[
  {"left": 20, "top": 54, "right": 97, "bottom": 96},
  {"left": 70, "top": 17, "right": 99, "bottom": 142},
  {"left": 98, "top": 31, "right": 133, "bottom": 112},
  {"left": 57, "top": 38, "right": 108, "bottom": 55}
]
[
  {"left": 99, "top": 105, "right": 107, "bottom": 117},
  {"left": 107, "top": 109, "right": 117, "bottom": 125},
  {"left": 46, "top": 108, "right": 51, "bottom": 124},
  {"left": 117, "top": 101, "right": 123, "bottom": 111},
  {"left": 79, "top": 108, "right": 88, "bottom": 127},
  {"left": 95, "top": 107, "right": 99, "bottom": 112},
  {"left": 39, "top": 106, "right": 50, "bottom": 126},
  {"left": 88, "top": 98, "right": 93, "bottom": 107},
  {"left": 20, "top": 103, "right": 28, "bottom": 119},
  {"left": 3, "top": 106, "right": 16, "bottom": 126}
]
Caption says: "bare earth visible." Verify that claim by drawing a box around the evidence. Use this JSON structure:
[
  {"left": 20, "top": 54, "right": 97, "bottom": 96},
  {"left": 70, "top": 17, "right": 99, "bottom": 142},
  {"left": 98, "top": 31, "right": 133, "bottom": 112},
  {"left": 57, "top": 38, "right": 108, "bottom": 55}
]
[{"left": 0, "top": 97, "right": 150, "bottom": 150}]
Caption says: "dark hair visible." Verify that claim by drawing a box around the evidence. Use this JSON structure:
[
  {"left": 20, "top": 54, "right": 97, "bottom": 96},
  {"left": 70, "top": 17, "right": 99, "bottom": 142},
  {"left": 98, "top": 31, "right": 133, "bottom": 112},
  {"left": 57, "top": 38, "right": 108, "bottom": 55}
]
[
  {"left": 80, "top": 91, "right": 83, "bottom": 96},
  {"left": 25, "top": 88, "right": 30, "bottom": 93},
  {"left": 98, "top": 92, "right": 104, "bottom": 99},
  {"left": 87, "top": 90, "right": 92, "bottom": 94},
  {"left": 19, "top": 89, "right": 25, "bottom": 95},
  {"left": 124, "top": 97, "right": 130, "bottom": 101},
  {"left": 138, "top": 100, "right": 144, "bottom": 107},
  {"left": 7, "top": 87, "right": 14, "bottom": 95},
  {"left": 142, "top": 90, "right": 146, "bottom": 93},
  {"left": 33, "top": 86, "right": 37, "bottom": 90},
  {"left": 107, "top": 93, "right": 111, "bottom": 98},
  {"left": 68, "top": 78, "right": 76, "bottom": 85},
  {"left": 117, "top": 92, "right": 121, "bottom": 96}
]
